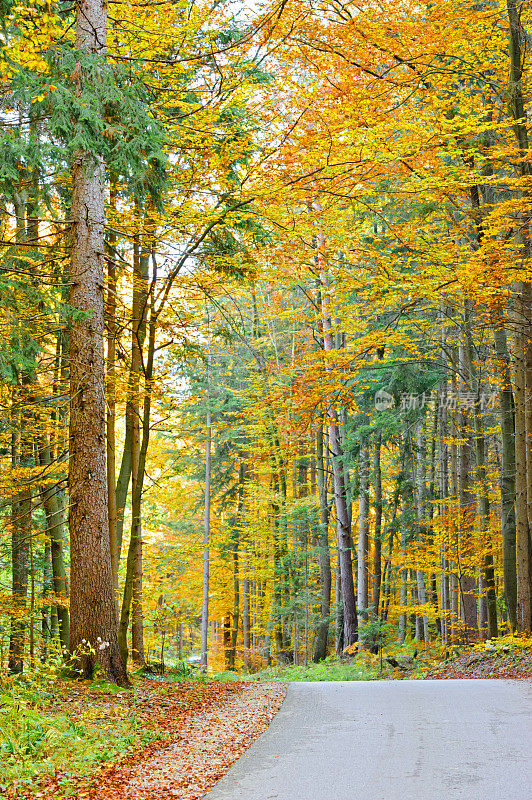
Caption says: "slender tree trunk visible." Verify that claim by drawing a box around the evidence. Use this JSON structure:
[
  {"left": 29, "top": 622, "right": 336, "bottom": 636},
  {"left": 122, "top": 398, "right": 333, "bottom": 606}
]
[
  {"left": 228, "top": 530, "right": 240, "bottom": 671},
  {"left": 525, "top": 286, "right": 532, "bottom": 631},
  {"left": 464, "top": 318, "right": 498, "bottom": 638},
  {"left": 9, "top": 186, "right": 33, "bottom": 673},
  {"left": 115, "top": 404, "right": 133, "bottom": 561},
  {"left": 200, "top": 400, "right": 212, "bottom": 670},
  {"left": 106, "top": 181, "right": 118, "bottom": 590},
  {"left": 243, "top": 552, "right": 251, "bottom": 671},
  {"left": 372, "top": 431, "right": 383, "bottom": 621},
  {"left": 493, "top": 319, "right": 518, "bottom": 630},
  {"left": 439, "top": 310, "right": 451, "bottom": 642},
  {"left": 118, "top": 264, "right": 156, "bottom": 668},
  {"left": 357, "top": 438, "right": 370, "bottom": 626},
  {"left": 314, "top": 425, "right": 331, "bottom": 661},
  {"left": 414, "top": 424, "right": 429, "bottom": 641},
  {"left": 38, "top": 429, "right": 70, "bottom": 649},
  {"left": 319, "top": 268, "right": 358, "bottom": 648},
  {"left": 129, "top": 242, "right": 149, "bottom": 666},
  {"left": 457, "top": 315, "right": 478, "bottom": 640},
  {"left": 9, "top": 409, "right": 30, "bottom": 674},
  {"left": 131, "top": 536, "right": 145, "bottom": 665},
  {"left": 507, "top": 0, "right": 532, "bottom": 632},
  {"left": 42, "top": 540, "right": 52, "bottom": 656},
  {"left": 515, "top": 286, "right": 532, "bottom": 631}
]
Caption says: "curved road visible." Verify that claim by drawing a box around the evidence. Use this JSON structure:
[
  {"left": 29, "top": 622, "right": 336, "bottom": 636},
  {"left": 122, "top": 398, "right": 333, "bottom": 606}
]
[{"left": 205, "top": 680, "right": 532, "bottom": 800}]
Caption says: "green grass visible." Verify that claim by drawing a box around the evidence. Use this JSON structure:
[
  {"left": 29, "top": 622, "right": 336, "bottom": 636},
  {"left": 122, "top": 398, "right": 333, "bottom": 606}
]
[
  {"left": 242, "top": 658, "right": 385, "bottom": 682},
  {"left": 209, "top": 642, "right": 447, "bottom": 683},
  {"left": 0, "top": 672, "right": 164, "bottom": 798}
]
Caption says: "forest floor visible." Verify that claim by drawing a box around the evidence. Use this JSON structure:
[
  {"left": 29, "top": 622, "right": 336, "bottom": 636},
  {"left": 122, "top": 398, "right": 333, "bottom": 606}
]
[
  {"left": 424, "top": 644, "right": 532, "bottom": 680},
  {"left": 2, "top": 637, "right": 531, "bottom": 799},
  {"left": 244, "top": 636, "right": 532, "bottom": 683},
  {"left": 1, "top": 678, "right": 285, "bottom": 800}
]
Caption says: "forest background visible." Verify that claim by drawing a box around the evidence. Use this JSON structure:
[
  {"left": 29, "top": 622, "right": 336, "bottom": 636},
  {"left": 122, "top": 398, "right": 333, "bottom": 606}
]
[{"left": 1, "top": 0, "right": 532, "bottom": 698}]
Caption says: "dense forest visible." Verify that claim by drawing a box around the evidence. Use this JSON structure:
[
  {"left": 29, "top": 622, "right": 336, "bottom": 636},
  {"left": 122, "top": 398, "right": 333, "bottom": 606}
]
[{"left": 1, "top": 0, "right": 532, "bottom": 688}]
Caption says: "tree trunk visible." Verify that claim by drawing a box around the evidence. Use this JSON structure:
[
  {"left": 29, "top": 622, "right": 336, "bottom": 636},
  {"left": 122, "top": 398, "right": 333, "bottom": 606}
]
[
  {"left": 464, "top": 317, "right": 498, "bottom": 638},
  {"left": 320, "top": 268, "right": 357, "bottom": 648},
  {"left": 372, "top": 431, "right": 383, "bottom": 621},
  {"left": 200, "top": 402, "right": 212, "bottom": 670},
  {"left": 106, "top": 181, "right": 118, "bottom": 590},
  {"left": 314, "top": 425, "right": 331, "bottom": 661},
  {"left": 506, "top": 0, "right": 532, "bottom": 633},
  {"left": 118, "top": 262, "right": 156, "bottom": 668},
  {"left": 243, "top": 553, "right": 251, "bottom": 671},
  {"left": 9, "top": 412, "right": 30, "bottom": 674},
  {"left": 357, "top": 438, "right": 370, "bottom": 626},
  {"left": 414, "top": 424, "right": 429, "bottom": 641},
  {"left": 456, "top": 315, "right": 478, "bottom": 640},
  {"left": 492, "top": 319, "right": 518, "bottom": 630},
  {"left": 69, "top": 0, "right": 127, "bottom": 685},
  {"left": 115, "top": 404, "right": 133, "bottom": 560},
  {"left": 38, "top": 429, "right": 70, "bottom": 649},
  {"left": 515, "top": 285, "right": 532, "bottom": 631}
]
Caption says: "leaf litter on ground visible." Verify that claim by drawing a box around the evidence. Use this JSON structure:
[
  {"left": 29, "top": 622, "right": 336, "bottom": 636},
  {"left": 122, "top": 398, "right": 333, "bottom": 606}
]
[
  {"left": 7, "top": 679, "right": 285, "bottom": 800},
  {"left": 86, "top": 682, "right": 286, "bottom": 800}
]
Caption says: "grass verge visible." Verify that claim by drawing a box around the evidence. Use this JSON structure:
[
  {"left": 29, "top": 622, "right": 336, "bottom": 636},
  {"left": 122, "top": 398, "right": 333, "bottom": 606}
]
[{"left": 0, "top": 668, "right": 227, "bottom": 799}]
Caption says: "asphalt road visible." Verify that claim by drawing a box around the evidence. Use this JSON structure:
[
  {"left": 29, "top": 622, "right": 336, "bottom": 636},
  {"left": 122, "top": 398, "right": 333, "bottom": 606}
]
[{"left": 204, "top": 680, "right": 532, "bottom": 800}]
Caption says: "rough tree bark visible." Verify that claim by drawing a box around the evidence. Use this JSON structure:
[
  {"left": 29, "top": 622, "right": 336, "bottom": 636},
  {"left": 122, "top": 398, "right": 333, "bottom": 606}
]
[{"left": 69, "top": 0, "right": 127, "bottom": 684}]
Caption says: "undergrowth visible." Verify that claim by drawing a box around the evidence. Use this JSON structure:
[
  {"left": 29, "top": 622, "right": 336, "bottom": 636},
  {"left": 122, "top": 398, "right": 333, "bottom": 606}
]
[
  {"left": 0, "top": 667, "right": 162, "bottom": 798},
  {"left": 235, "top": 641, "right": 443, "bottom": 682}
]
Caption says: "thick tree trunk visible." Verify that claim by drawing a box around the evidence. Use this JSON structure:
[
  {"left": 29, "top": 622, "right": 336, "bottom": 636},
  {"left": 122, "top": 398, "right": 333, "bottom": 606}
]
[
  {"left": 69, "top": 0, "right": 127, "bottom": 685},
  {"left": 268, "top": 425, "right": 292, "bottom": 663}
]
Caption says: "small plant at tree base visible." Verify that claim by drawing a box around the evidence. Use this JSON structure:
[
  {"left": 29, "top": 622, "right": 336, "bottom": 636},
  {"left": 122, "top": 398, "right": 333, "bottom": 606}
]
[{"left": 356, "top": 621, "right": 395, "bottom": 671}]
